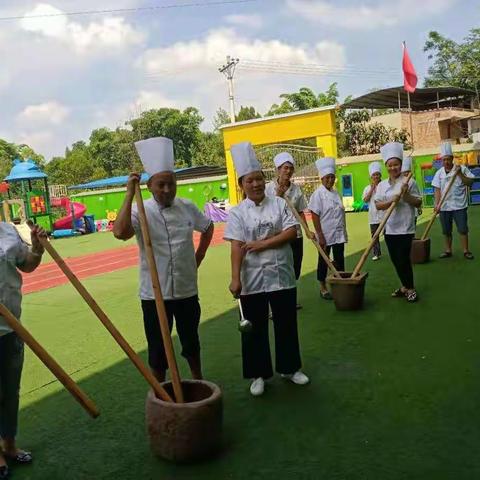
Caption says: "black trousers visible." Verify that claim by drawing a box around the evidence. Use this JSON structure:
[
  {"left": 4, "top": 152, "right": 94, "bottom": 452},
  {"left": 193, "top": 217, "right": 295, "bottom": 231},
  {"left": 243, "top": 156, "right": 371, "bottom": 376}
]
[
  {"left": 317, "top": 243, "right": 345, "bottom": 282},
  {"left": 369, "top": 224, "right": 382, "bottom": 257},
  {"left": 0, "top": 333, "right": 24, "bottom": 439},
  {"left": 239, "top": 288, "right": 301, "bottom": 379},
  {"left": 141, "top": 296, "right": 201, "bottom": 371},
  {"left": 290, "top": 237, "right": 304, "bottom": 280},
  {"left": 384, "top": 234, "right": 415, "bottom": 289}
]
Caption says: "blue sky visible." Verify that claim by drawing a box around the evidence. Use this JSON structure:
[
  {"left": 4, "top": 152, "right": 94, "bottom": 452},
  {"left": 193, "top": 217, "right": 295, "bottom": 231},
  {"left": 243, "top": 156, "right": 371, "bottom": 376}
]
[{"left": 0, "top": 0, "right": 478, "bottom": 160}]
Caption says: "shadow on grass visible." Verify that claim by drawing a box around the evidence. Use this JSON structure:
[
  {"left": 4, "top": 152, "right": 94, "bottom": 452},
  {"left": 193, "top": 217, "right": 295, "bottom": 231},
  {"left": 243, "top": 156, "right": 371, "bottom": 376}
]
[{"left": 16, "top": 219, "right": 480, "bottom": 480}]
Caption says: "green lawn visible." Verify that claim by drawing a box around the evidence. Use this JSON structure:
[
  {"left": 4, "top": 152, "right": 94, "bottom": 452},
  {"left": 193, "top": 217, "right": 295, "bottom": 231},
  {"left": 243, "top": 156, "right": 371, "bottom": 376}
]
[
  {"left": 15, "top": 210, "right": 480, "bottom": 479},
  {"left": 41, "top": 231, "right": 136, "bottom": 263}
]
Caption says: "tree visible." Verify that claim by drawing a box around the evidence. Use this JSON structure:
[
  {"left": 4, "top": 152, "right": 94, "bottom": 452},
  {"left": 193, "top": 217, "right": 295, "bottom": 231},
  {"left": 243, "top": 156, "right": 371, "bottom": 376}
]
[
  {"left": 192, "top": 132, "right": 225, "bottom": 167},
  {"left": 341, "top": 110, "right": 411, "bottom": 156},
  {"left": 268, "top": 83, "right": 340, "bottom": 115},
  {"left": 213, "top": 108, "right": 231, "bottom": 130},
  {"left": 45, "top": 142, "right": 106, "bottom": 186},
  {"left": 424, "top": 28, "right": 480, "bottom": 93},
  {"left": 0, "top": 139, "right": 45, "bottom": 180},
  {"left": 236, "top": 106, "right": 262, "bottom": 122},
  {"left": 128, "top": 107, "right": 204, "bottom": 167}
]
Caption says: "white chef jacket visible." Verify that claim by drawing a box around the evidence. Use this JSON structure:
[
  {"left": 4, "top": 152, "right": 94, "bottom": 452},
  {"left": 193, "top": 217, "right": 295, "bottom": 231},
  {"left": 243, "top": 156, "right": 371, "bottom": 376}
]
[
  {"left": 362, "top": 185, "right": 383, "bottom": 225},
  {"left": 0, "top": 222, "right": 29, "bottom": 336},
  {"left": 132, "top": 197, "right": 212, "bottom": 301},
  {"left": 265, "top": 179, "right": 307, "bottom": 238},
  {"left": 374, "top": 178, "right": 421, "bottom": 235},
  {"left": 308, "top": 185, "right": 348, "bottom": 246},
  {"left": 431, "top": 166, "right": 475, "bottom": 211},
  {"left": 223, "top": 195, "right": 298, "bottom": 296}
]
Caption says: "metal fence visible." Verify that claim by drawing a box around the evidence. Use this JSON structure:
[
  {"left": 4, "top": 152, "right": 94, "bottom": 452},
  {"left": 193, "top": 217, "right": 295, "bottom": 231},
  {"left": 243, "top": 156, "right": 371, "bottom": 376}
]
[{"left": 253, "top": 143, "right": 323, "bottom": 200}]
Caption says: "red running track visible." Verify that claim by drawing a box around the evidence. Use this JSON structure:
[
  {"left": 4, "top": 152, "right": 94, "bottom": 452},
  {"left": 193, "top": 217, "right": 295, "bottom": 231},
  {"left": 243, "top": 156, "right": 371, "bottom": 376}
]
[{"left": 22, "top": 225, "right": 226, "bottom": 295}]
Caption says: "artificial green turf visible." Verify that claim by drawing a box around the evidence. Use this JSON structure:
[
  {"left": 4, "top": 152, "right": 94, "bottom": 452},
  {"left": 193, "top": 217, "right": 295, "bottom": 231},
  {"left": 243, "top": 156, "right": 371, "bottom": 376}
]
[
  {"left": 41, "top": 232, "right": 136, "bottom": 264},
  {"left": 15, "top": 210, "right": 480, "bottom": 479}
]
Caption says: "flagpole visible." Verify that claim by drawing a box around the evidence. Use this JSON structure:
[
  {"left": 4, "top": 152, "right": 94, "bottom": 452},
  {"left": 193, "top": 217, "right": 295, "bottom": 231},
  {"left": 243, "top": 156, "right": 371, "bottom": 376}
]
[{"left": 408, "top": 90, "right": 414, "bottom": 150}]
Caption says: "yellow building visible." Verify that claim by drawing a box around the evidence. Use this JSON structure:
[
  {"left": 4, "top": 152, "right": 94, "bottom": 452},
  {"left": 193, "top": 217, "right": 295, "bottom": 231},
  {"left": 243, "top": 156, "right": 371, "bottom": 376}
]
[{"left": 220, "top": 105, "right": 338, "bottom": 205}]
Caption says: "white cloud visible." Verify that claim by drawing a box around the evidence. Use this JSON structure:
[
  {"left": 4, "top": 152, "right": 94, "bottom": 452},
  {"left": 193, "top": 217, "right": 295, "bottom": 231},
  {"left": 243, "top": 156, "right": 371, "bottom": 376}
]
[
  {"left": 20, "top": 3, "right": 144, "bottom": 52},
  {"left": 225, "top": 14, "right": 263, "bottom": 29},
  {"left": 17, "top": 101, "right": 70, "bottom": 126},
  {"left": 286, "top": 0, "right": 459, "bottom": 30},
  {"left": 140, "top": 27, "right": 346, "bottom": 76},
  {"left": 16, "top": 130, "right": 55, "bottom": 154}
]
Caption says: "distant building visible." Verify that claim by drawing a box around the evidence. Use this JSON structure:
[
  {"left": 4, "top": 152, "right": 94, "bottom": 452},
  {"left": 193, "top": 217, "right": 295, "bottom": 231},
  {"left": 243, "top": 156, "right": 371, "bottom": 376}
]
[{"left": 344, "top": 86, "right": 480, "bottom": 150}]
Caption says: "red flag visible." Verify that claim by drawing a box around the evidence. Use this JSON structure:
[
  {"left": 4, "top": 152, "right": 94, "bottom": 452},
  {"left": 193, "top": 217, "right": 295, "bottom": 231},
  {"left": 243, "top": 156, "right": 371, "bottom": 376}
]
[{"left": 402, "top": 42, "right": 418, "bottom": 93}]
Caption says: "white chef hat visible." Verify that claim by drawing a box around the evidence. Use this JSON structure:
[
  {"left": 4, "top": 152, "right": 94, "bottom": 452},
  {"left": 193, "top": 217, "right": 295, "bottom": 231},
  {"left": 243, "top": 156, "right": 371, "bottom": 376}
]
[
  {"left": 230, "top": 142, "right": 262, "bottom": 178},
  {"left": 368, "top": 161, "right": 382, "bottom": 177},
  {"left": 315, "top": 157, "right": 336, "bottom": 178},
  {"left": 134, "top": 137, "right": 174, "bottom": 176},
  {"left": 440, "top": 142, "right": 453, "bottom": 158},
  {"left": 274, "top": 152, "right": 295, "bottom": 169},
  {"left": 401, "top": 156, "right": 412, "bottom": 173},
  {"left": 380, "top": 142, "right": 404, "bottom": 164}
]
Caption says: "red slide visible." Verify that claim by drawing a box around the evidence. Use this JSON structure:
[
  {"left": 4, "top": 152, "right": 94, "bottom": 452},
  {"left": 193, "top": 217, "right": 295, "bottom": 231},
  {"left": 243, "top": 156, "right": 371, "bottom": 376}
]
[{"left": 53, "top": 201, "right": 87, "bottom": 230}]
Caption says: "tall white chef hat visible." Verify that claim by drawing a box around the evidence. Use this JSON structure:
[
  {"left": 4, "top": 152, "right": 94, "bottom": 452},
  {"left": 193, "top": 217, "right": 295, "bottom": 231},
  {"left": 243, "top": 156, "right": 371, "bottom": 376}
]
[
  {"left": 380, "top": 142, "right": 404, "bottom": 164},
  {"left": 273, "top": 152, "right": 295, "bottom": 169},
  {"left": 315, "top": 157, "right": 336, "bottom": 178},
  {"left": 440, "top": 142, "right": 453, "bottom": 158},
  {"left": 368, "top": 161, "right": 382, "bottom": 177},
  {"left": 134, "top": 137, "right": 174, "bottom": 176},
  {"left": 231, "top": 142, "right": 262, "bottom": 178}
]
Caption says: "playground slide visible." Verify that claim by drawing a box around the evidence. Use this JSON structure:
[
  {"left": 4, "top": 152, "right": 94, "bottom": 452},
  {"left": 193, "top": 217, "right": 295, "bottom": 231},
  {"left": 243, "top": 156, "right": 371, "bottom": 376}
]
[{"left": 53, "top": 201, "right": 87, "bottom": 230}]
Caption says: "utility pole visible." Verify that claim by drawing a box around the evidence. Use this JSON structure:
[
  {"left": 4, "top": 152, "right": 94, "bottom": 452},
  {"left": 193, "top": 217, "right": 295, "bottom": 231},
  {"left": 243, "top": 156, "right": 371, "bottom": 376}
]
[{"left": 219, "top": 55, "right": 239, "bottom": 123}]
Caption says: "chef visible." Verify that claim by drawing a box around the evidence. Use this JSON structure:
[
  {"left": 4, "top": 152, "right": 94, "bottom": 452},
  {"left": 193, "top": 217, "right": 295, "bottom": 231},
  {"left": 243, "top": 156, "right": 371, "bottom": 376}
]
[
  {"left": 362, "top": 161, "right": 383, "bottom": 261},
  {"left": 224, "top": 142, "right": 309, "bottom": 397}
]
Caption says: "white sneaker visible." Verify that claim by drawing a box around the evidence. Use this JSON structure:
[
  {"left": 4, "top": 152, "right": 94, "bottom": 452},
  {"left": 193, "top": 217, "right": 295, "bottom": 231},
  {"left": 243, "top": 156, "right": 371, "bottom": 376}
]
[
  {"left": 250, "top": 377, "right": 265, "bottom": 396},
  {"left": 281, "top": 371, "right": 310, "bottom": 385},
  {"left": 372, "top": 255, "right": 380, "bottom": 261}
]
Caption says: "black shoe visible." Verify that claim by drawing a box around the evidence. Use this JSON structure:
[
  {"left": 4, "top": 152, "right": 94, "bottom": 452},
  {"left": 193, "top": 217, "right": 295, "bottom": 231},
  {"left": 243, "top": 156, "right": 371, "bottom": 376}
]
[
  {"left": 0, "top": 465, "right": 9, "bottom": 479},
  {"left": 464, "top": 251, "right": 474, "bottom": 260},
  {"left": 439, "top": 252, "right": 452, "bottom": 259}
]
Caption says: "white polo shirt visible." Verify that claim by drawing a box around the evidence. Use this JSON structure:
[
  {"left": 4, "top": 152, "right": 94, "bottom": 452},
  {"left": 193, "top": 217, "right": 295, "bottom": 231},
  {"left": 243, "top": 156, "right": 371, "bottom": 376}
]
[
  {"left": 265, "top": 179, "right": 307, "bottom": 238},
  {"left": 362, "top": 185, "right": 383, "bottom": 225},
  {"left": 223, "top": 195, "right": 298, "bottom": 296},
  {"left": 0, "top": 222, "right": 29, "bottom": 336},
  {"left": 374, "top": 177, "right": 421, "bottom": 235},
  {"left": 308, "top": 185, "right": 348, "bottom": 246},
  {"left": 431, "top": 166, "right": 475, "bottom": 211},
  {"left": 132, "top": 198, "right": 212, "bottom": 301}
]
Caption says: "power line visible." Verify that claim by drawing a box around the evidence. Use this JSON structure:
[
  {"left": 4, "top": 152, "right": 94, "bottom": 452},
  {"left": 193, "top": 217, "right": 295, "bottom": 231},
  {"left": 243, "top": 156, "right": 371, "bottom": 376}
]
[{"left": 0, "top": 0, "right": 259, "bottom": 21}]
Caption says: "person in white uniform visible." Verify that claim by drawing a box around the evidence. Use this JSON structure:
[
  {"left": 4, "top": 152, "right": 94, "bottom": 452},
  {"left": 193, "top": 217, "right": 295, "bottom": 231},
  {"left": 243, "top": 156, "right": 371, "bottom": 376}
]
[
  {"left": 0, "top": 222, "right": 47, "bottom": 478},
  {"left": 224, "top": 142, "right": 309, "bottom": 397},
  {"left": 374, "top": 142, "right": 422, "bottom": 303},
  {"left": 431, "top": 142, "right": 475, "bottom": 260},
  {"left": 265, "top": 152, "right": 308, "bottom": 309},
  {"left": 114, "top": 137, "right": 214, "bottom": 383},
  {"left": 400, "top": 156, "right": 422, "bottom": 224},
  {"left": 362, "top": 161, "right": 383, "bottom": 261},
  {"left": 308, "top": 157, "right": 348, "bottom": 300}
]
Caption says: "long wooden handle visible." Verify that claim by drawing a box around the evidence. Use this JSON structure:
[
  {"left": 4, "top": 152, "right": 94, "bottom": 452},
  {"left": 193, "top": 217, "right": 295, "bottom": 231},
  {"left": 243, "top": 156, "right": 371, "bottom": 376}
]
[
  {"left": 352, "top": 172, "right": 414, "bottom": 278},
  {"left": 283, "top": 196, "right": 342, "bottom": 278},
  {"left": 0, "top": 303, "right": 100, "bottom": 419},
  {"left": 421, "top": 167, "right": 460, "bottom": 241},
  {"left": 33, "top": 234, "right": 173, "bottom": 403},
  {"left": 134, "top": 184, "right": 184, "bottom": 403}
]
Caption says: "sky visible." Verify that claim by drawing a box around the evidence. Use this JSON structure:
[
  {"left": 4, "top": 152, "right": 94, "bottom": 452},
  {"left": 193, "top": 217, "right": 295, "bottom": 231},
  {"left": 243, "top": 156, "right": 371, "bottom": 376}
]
[{"left": 0, "top": 0, "right": 478, "bottom": 160}]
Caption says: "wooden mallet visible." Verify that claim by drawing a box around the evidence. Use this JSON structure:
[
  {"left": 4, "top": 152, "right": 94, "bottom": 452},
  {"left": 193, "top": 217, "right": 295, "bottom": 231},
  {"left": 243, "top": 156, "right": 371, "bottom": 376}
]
[
  {"left": 420, "top": 166, "right": 460, "bottom": 241},
  {"left": 283, "top": 196, "right": 342, "bottom": 278},
  {"left": 0, "top": 303, "right": 100, "bottom": 419},
  {"left": 134, "top": 183, "right": 184, "bottom": 403},
  {"left": 351, "top": 172, "right": 414, "bottom": 278},
  {"left": 28, "top": 223, "right": 173, "bottom": 403}
]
